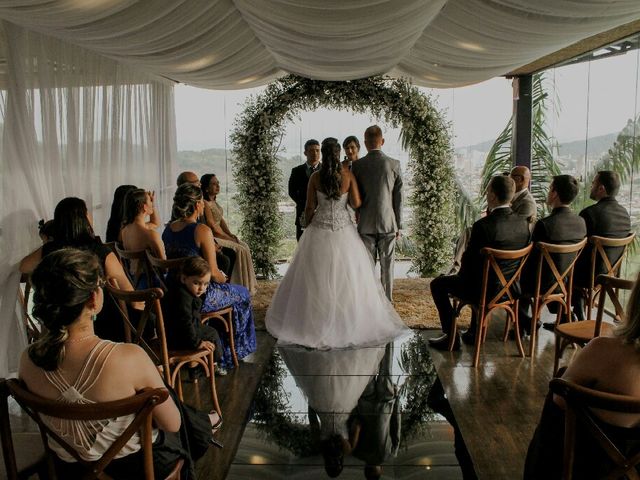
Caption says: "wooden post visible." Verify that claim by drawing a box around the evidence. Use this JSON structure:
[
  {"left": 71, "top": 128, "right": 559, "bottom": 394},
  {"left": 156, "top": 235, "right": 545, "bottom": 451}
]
[{"left": 511, "top": 75, "right": 532, "bottom": 169}]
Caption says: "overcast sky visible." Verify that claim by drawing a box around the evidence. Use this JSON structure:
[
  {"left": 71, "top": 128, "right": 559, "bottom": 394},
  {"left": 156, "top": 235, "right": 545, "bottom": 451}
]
[{"left": 174, "top": 49, "right": 639, "bottom": 153}]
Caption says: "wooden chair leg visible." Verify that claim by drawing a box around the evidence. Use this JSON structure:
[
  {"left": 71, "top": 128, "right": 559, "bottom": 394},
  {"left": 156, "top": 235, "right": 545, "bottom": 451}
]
[
  {"left": 227, "top": 317, "right": 239, "bottom": 367},
  {"left": 175, "top": 369, "right": 184, "bottom": 402},
  {"left": 529, "top": 303, "right": 539, "bottom": 358},
  {"left": 512, "top": 308, "right": 525, "bottom": 358},
  {"left": 473, "top": 312, "right": 485, "bottom": 368},
  {"left": 208, "top": 351, "right": 221, "bottom": 417},
  {"left": 553, "top": 335, "right": 563, "bottom": 376}
]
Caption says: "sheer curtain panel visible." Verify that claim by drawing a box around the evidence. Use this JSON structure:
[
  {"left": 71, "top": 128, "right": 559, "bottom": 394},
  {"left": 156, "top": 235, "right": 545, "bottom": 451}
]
[{"left": 0, "top": 22, "right": 177, "bottom": 377}]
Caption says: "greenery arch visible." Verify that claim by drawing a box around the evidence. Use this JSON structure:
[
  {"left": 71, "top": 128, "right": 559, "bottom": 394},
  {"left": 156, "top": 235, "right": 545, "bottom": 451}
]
[{"left": 230, "top": 75, "right": 456, "bottom": 278}]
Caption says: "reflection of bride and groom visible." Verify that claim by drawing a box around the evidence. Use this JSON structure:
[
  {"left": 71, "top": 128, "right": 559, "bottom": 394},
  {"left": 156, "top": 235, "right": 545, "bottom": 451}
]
[
  {"left": 266, "top": 126, "right": 408, "bottom": 349},
  {"left": 278, "top": 343, "right": 400, "bottom": 478}
]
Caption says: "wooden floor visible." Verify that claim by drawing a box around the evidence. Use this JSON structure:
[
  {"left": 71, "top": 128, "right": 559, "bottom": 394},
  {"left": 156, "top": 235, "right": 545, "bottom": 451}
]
[
  {"left": 181, "top": 313, "right": 575, "bottom": 480},
  {"left": 427, "top": 311, "right": 563, "bottom": 479}
]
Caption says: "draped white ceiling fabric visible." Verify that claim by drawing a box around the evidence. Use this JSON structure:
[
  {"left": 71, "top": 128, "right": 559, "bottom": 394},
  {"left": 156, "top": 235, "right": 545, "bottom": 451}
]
[{"left": 0, "top": 0, "right": 638, "bottom": 89}]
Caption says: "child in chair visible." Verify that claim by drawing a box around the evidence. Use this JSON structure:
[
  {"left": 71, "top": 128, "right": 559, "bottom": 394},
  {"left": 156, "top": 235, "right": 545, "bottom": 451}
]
[{"left": 162, "top": 256, "right": 227, "bottom": 376}]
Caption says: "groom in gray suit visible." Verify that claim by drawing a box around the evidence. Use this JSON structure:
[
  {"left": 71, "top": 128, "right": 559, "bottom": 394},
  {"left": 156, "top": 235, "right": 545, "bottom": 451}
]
[{"left": 352, "top": 125, "right": 403, "bottom": 301}]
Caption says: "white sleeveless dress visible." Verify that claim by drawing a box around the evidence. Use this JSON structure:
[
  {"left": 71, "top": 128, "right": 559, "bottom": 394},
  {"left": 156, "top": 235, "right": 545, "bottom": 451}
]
[{"left": 266, "top": 191, "right": 408, "bottom": 349}]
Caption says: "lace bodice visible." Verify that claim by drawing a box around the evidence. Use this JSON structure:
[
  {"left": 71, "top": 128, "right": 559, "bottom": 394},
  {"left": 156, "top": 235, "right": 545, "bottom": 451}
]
[{"left": 312, "top": 191, "right": 353, "bottom": 231}]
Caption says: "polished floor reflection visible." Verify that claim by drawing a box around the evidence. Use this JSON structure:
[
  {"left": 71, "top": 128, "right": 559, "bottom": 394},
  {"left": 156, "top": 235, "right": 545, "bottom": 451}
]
[{"left": 227, "top": 333, "right": 467, "bottom": 479}]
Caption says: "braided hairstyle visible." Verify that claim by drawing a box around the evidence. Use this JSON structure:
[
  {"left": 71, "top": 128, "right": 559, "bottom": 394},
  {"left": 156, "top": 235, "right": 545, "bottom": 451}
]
[
  {"left": 319, "top": 137, "right": 342, "bottom": 200},
  {"left": 171, "top": 183, "right": 203, "bottom": 221},
  {"left": 28, "top": 248, "right": 103, "bottom": 371}
]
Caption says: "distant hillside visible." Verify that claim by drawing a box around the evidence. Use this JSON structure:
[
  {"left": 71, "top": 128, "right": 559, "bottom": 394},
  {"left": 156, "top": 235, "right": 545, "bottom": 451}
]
[{"left": 457, "top": 132, "right": 619, "bottom": 159}]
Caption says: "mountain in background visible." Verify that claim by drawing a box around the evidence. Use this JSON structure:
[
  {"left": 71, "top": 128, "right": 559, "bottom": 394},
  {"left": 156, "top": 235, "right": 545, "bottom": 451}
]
[{"left": 457, "top": 132, "right": 619, "bottom": 159}]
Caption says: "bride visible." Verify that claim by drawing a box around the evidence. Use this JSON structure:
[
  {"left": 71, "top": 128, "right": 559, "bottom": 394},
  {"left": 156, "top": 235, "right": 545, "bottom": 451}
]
[{"left": 266, "top": 137, "right": 408, "bottom": 349}]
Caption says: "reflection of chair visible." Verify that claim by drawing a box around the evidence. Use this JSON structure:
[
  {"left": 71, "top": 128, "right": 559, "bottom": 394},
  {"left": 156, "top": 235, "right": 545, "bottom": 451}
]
[
  {"left": 449, "top": 244, "right": 533, "bottom": 367},
  {"left": 550, "top": 377, "right": 640, "bottom": 480},
  {"left": 578, "top": 234, "right": 634, "bottom": 319},
  {"left": 114, "top": 244, "right": 153, "bottom": 290},
  {"left": 17, "top": 273, "right": 40, "bottom": 344},
  {"left": 524, "top": 239, "right": 587, "bottom": 357},
  {"left": 106, "top": 283, "right": 221, "bottom": 414},
  {"left": 0, "top": 378, "right": 182, "bottom": 480},
  {"left": 146, "top": 251, "right": 238, "bottom": 367},
  {"left": 554, "top": 275, "right": 634, "bottom": 375}
]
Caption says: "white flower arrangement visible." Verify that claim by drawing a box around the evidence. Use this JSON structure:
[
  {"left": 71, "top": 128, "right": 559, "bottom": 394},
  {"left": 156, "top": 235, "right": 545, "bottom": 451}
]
[{"left": 230, "top": 75, "right": 455, "bottom": 278}]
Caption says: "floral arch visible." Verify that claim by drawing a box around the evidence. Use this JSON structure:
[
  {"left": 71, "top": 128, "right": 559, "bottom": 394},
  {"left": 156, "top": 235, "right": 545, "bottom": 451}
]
[{"left": 230, "top": 75, "right": 455, "bottom": 278}]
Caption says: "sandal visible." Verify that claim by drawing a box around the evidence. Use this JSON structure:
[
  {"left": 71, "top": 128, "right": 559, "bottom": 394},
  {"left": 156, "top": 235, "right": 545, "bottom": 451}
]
[{"left": 209, "top": 410, "right": 223, "bottom": 432}]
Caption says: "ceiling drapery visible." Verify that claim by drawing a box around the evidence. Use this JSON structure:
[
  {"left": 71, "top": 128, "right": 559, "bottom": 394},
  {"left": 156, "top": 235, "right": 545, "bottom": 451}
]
[{"left": 0, "top": 1, "right": 638, "bottom": 89}]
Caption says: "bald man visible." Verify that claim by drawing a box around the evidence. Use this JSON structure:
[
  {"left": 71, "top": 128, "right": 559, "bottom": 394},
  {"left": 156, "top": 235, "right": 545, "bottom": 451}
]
[{"left": 510, "top": 166, "right": 537, "bottom": 224}]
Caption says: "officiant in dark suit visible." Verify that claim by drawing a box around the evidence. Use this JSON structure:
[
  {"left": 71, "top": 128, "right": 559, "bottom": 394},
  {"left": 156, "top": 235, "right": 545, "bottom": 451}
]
[
  {"left": 429, "top": 175, "right": 531, "bottom": 350},
  {"left": 288, "top": 139, "right": 321, "bottom": 240}
]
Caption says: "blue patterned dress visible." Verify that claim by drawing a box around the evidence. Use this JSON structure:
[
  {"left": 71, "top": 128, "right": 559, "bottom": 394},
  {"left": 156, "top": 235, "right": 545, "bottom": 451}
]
[{"left": 162, "top": 223, "right": 257, "bottom": 368}]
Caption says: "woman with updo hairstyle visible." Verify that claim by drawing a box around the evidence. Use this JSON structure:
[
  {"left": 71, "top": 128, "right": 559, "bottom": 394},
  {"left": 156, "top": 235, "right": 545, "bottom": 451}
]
[
  {"left": 20, "top": 197, "right": 141, "bottom": 341},
  {"left": 120, "top": 188, "right": 165, "bottom": 288},
  {"left": 266, "top": 137, "right": 408, "bottom": 348},
  {"left": 342, "top": 135, "right": 361, "bottom": 170},
  {"left": 201, "top": 173, "right": 257, "bottom": 294},
  {"left": 162, "top": 183, "right": 256, "bottom": 369},
  {"left": 19, "top": 248, "right": 218, "bottom": 479},
  {"left": 105, "top": 184, "right": 137, "bottom": 243}
]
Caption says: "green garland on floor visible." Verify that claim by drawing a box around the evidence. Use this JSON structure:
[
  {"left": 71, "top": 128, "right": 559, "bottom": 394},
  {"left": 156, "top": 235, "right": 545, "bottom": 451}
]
[{"left": 230, "top": 75, "right": 455, "bottom": 278}]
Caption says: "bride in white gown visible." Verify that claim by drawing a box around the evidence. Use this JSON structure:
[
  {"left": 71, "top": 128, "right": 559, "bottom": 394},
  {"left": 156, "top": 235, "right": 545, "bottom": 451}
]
[{"left": 266, "top": 137, "right": 409, "bottom": 349}]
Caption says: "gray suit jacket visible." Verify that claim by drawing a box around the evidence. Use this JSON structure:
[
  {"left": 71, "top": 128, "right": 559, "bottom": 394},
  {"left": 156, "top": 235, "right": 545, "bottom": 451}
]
[
  {"left": 352, "top": 150, "right": 403, "bottom": 234},
  {"left": 511, "top": 188, "right": 537, "bottom": 223}
]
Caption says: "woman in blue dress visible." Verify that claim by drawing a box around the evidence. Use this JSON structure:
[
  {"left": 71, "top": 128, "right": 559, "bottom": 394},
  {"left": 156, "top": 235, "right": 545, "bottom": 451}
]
[{"left": 162, "top": 183, "right": 256, "bottom": 369}]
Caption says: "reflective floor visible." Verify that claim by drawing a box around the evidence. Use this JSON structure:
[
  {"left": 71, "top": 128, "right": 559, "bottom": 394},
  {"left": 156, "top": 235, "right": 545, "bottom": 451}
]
[{"left": 227, "top": 333, "right": 469, "bottom": 479}]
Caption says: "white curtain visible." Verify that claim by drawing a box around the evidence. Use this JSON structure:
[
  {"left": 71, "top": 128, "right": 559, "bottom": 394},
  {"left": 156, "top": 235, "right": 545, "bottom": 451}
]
[
  {"left": 0, "top": 0, "right": 639, "bottom": 89},
  {"left": 0, "top": 22, "right": 177, "bottom": 377}
]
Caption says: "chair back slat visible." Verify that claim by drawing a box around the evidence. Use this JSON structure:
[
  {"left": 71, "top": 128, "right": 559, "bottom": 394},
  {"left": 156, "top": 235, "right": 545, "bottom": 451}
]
[
  {"left": 550, "top": 378, "right": 640, "bottom": 480},
  {"left": 594, "top": 275, "right": 634, "bottom": 337},
  {"left": 535, "top": 239, "right": 587, "bottom": 301},
  {"left": 1, "top": 378, "right": 167, "bottom": 480},
  {"left": 145, "top": 252, "right": 189, "bottom": 292},
  {"left": 114, "top": 244, "right": 154, "bottom": 290},
  {"left": 480, "top": 244, "right": 533, "bottom": 309}
]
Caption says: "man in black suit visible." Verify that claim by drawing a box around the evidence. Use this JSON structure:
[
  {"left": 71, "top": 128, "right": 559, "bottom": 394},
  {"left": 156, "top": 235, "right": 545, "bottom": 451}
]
[
  {"left": 572, "top": 170, "right": 631, "bottom": 319},
  {"left": 518, "top": 175, "right": 587, "bottom": 333},
  {"left": 288, "top": 139, "right": 321, "bottom": 240},
  {"left": 429, "top": 175, "right": 531, "bottom": 350}
]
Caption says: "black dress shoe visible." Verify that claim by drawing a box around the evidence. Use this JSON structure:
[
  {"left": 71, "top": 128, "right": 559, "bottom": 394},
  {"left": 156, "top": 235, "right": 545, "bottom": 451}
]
[
  {"left": 429, "top": 333, "right": 460, "bottom": 351},
  {"left": 542, "top": 322, "right": 556, "bottom": 331},
  {"left": 461, "top": 329, "right": 476, "bottom": 345}
]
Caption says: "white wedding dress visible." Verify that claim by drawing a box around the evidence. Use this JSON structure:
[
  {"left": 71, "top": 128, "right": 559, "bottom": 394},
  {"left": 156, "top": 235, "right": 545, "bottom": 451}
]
[{"left": 266, "top": 191, "right": 409, "bottom": 349}]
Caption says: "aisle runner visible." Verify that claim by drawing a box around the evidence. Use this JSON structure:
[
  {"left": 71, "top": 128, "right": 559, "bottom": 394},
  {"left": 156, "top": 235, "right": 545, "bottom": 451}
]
[{"left": 251, "top": 278, "right": 471, "bottom": 330}]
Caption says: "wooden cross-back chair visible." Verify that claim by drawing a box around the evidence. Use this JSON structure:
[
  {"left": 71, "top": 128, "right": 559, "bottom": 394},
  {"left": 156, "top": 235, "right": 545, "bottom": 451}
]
[
  {"left": 554, "top": 274, "right": 634, "bottom": 375},
  {"left": 105, "top": 283, "right": 221, "bottom": 414},
  {"left": 0, "top": 379, "right": 182, "bottom": 480},
  {"left": 525, "top": 239, "right": 587, "bottom": 357},
  {"left": 146, "top": 251, "right": 238, "bottom": 367},
  {"left": 579, "top": 234, "right": 635, "bottom": 320},
  {"left": 17, "top": 273, "right": 40, "bottom": 344},
  {"left": 449, "top": 244, "right": 533, "bottom": 368},
  {"left": 114, "top": 244, "right": 154, "bottom": 290},
  {"left": 550, "top": 378, "right": 640, "bottom": 480}
]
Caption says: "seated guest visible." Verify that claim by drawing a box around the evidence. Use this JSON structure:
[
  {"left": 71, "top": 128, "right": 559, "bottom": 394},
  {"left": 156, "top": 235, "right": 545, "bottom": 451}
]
[
  {"left": 19, "top": 197, "right": 141, "bottom": 341},
  {"left": 120, "top": 188, "right": 165, "bottom": 288},
  {"left": 201, "top": 173, "right": 257, "bottom": 294},
  {"left": 162, "top": 256, "right": 226, "bottom": 375},
  {"left": 429, "top": 175, "right": 530, "bottom": 350},
  {"left": 19, "top": 248, "right": 217, "bottom": 479},
  {"left": 38, "top": 219, "right": 54, "bottom": 243},
  {"left": 519, "top": 175, "right": 587, "bottom": 333},
  {"left": 510, "top": 166, "right": 537, "bottom": 225},
  {"left": 162, "top": 183, "right": 256, "bottom": 369},
  {"left": 177, "top": 170, "right": 235, "bottom": 277},
  {"left": 573, "top": 171, "right": 631, "bottom": 320},
  {"left": 524, "top": 272, "right": 640, "bottom": 479},
  {"left": 105, "top": 185, "right": 137, "bottom": 243}
]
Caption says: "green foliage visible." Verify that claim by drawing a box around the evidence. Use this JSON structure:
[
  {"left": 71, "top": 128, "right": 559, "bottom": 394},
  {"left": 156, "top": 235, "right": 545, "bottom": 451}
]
[{"left": 231, "top": 75, "right": 456, "bottom": 277}]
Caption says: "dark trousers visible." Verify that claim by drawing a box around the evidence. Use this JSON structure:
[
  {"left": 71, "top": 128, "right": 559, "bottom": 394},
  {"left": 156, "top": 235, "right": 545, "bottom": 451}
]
[
  {"left": 430, "top": 274, "right": 477, "bottom": 335},
  {"left": 217, "top": 247, "right": 236, "bottom": 277}
]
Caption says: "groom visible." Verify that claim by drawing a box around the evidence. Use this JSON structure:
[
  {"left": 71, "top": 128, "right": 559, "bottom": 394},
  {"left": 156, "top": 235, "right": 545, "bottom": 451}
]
[{"left": 352, "top": 125, "right": 403, "bottom": 301}]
